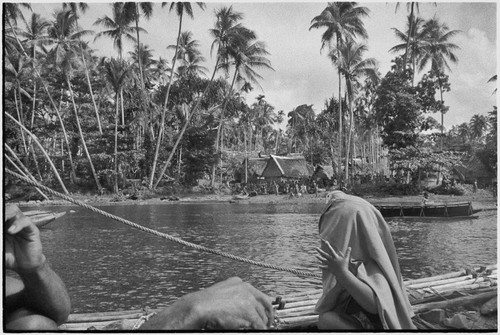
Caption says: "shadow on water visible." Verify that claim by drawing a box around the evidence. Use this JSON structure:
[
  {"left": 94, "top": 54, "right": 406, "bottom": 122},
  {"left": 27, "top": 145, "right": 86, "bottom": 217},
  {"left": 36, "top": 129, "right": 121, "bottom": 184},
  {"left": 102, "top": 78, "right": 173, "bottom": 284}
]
[{"left": 36, "top": 203, "right": 496, "bottom": 313}]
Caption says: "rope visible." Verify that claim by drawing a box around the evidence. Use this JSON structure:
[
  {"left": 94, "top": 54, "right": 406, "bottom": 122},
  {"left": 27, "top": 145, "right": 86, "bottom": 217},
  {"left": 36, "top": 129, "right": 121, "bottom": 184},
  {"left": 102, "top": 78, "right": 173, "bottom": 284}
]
[{"left": 6, "top": 169, "right": 320, "bottom": 278}]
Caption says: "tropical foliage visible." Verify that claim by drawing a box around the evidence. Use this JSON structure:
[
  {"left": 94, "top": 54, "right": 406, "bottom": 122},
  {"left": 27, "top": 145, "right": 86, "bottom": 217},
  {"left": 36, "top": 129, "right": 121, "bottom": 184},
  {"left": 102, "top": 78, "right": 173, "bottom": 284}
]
[{"left": 4, "top": 2, "right": 494, "bottom": 198}]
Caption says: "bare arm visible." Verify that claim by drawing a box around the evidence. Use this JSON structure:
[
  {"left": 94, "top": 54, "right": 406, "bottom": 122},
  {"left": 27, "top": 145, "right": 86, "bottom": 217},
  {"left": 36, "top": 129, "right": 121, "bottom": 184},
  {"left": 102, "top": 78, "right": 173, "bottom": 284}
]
[
  {"left": 316, "top": 240, "right": 378, "bottom": 314},
  {"left": 141, "top": 277, "right": 274, "bottom": 330},
  {"left": 5, "top": 205, "right": 71, "bottom": 324}
]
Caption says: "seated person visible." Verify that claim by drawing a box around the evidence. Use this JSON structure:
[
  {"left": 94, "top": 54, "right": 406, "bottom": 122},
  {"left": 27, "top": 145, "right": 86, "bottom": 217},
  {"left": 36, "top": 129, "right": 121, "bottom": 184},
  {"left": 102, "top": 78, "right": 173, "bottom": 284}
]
[
  {"left": 5, "top": 204, "right": 71, "bottom": 330},
  {"left": 315, "top": 191, "right": 415, "bottom": 330},
  {"left": 5, "top": 205, "right": 275, "bottom": 331}
]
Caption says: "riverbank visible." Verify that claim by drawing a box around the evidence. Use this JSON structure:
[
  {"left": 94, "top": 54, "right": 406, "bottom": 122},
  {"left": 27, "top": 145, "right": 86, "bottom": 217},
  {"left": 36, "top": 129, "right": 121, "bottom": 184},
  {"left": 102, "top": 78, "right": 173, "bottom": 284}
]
[{"left": 13, "top": 187, "right": 497, "bottom": 212}]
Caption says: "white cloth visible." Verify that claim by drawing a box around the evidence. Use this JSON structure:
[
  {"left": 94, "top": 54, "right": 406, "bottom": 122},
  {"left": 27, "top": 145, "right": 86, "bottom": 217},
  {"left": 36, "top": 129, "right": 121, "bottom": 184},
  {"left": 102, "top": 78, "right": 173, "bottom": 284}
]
[{"left": 315, "top": 191, "right": 415, "bottom": 329}]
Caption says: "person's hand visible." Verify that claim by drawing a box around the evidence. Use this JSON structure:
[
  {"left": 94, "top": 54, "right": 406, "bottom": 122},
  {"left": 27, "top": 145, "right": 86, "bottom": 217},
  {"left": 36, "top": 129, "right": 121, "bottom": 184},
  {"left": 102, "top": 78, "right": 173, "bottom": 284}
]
[
  {"left": 190, "top": 277, "right": 275, "bottom": 330},
  {"left": 316, "top": 239, "right": 351, "bottom": 276},
  {"left": 141, "top": 277, "right": 275, "bottom": 330},
  {"left": 4, "top": 204, "right": 45, "bottom": 272}
]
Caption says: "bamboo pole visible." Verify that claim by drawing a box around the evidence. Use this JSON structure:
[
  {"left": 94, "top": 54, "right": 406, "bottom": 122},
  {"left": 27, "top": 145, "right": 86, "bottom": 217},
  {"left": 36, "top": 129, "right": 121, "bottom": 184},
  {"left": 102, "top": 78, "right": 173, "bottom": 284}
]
[
  {"left": 405, "top": 265, "right": 496, "bottom": 286},
  {"left": 412, "top": 290, "right": 497, "bottom": 313}
]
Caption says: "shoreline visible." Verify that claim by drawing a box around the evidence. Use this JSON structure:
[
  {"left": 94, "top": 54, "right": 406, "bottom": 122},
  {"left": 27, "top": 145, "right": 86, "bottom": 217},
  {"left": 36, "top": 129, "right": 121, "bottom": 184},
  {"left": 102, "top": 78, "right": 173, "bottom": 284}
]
[{"left": 13, "top": 190, "right": 498, "bottom": 211}]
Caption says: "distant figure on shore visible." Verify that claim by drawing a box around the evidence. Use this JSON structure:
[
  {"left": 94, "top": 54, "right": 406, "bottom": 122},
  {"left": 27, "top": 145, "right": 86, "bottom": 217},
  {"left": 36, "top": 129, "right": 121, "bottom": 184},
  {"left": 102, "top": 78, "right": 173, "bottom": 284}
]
[
  {"left": 315, "top": 191, "right": 416, "bottom": 330},
  {"left": 473, "top": 179, "right": 478, "bottom": 193}
]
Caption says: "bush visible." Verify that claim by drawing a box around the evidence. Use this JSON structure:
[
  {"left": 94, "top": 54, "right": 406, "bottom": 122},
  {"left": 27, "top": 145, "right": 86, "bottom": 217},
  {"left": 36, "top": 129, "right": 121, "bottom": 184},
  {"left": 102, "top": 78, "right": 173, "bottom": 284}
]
[
  {"left": 426, "top": 184, "right": 465, "bottom": 196},
  {"left": 352, "top": 181, "right": 420, "bottom": 196}
]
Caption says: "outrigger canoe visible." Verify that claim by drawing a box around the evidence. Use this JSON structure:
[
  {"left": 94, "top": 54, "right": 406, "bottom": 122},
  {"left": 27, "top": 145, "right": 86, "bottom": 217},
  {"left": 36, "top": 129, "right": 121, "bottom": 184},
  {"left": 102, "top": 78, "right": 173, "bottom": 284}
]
[
  {"left": 24, "top": 210, "right": 67, "bottom": 228},
  {"left": 374, "top": 202, "right": 478, "bottom": 218},
  {"left": 60, "top": 264, "right": 497, "bottom": 331}
]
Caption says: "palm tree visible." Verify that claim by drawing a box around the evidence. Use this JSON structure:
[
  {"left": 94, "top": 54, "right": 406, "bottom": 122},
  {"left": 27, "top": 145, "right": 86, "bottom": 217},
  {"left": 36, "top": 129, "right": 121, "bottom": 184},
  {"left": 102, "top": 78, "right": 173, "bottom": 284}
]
[
  {"left": 48, "top": 9, "right": 102, "bottom": 192},
  {"left": 487, "top": 74, "right": 497, "bottom": 95},
  {"left": 4, "top": 53, "right": 30, "bottom": 155},
  {"left": 177, "top": 52, "right": 208, "bottom": 77},
  {"left": 153, "top": 5, "right": 245, "bottom": 188},
  {"left": 149, "top": 2, "right": 206, "bottom": 189},
  {"left": 390, "top": 15, "right": 426, "bottom": 84},
  {"left": 5, "top": 4, "right": 82, "bottom": 184},
  {"left": 18, "top": 12, "right": 50, "bottom": 130},
  {"left": 213, "top": 37, "right": 273, "bottom": 184},
  {"left": 419, "top": 16, "right": 460, "bottom": 149},
  {"left": 167, "top": 31, "right": 206, "bottom": 78},
  {"left": 123, "top": 2, "right": 153, "bottom": 90},
  {"left": 94, "top": 3, "right": 139, "bottom": 125},
  {"left": 469, "top": 114, "right": 489, "bottom": 143},
  {"left": 103, "top": 58, "right": 130, "bottom": 193},
  {"left": 330, "top": 40, "right": 378, "bottom": 182},
  {"left": 310, "top": 2, "right": 369, "bottom": 182},
  {"left": 62, "top": 2, "right": 103, "bottom": 134},
  {"left": 394, "top": 2, "right": 436, "bottom": 69}
]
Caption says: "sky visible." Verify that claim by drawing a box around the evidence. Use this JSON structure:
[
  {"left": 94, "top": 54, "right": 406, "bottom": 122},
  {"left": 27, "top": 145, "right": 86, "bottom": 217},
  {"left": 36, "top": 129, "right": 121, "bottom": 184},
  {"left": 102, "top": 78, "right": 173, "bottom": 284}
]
[{"left": 23, "top": 1, "right": 497, "bottom": 130}]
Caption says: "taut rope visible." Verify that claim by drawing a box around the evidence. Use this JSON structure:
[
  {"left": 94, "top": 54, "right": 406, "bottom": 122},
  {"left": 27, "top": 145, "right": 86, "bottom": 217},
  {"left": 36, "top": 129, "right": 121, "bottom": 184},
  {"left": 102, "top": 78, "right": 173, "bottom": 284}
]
[{"left": 6, "top": 169, "right": 320, "bottom": 278}]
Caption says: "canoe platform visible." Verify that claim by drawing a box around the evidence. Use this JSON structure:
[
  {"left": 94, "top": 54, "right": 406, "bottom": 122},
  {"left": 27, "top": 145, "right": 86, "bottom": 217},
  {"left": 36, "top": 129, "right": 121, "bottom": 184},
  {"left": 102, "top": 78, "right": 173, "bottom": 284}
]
[
  {"left": 374, "top": 202, "right": 477, "bottom": 218},
  {"left": 60, "top": 264, "right": 497, "bottom": 331}
]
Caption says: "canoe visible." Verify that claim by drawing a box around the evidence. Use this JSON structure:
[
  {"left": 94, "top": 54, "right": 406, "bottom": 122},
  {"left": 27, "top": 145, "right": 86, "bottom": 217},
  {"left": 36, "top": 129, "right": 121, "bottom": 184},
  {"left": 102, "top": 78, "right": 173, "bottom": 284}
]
[
  {"left": 374, "top": 202, "right": 477, "bottom": 217},
  {"left": 25, "top": 210, "right": 67, "bottom": 228},
  {"left": 60, "top": 264, "right": 497, "bottom": 331}
]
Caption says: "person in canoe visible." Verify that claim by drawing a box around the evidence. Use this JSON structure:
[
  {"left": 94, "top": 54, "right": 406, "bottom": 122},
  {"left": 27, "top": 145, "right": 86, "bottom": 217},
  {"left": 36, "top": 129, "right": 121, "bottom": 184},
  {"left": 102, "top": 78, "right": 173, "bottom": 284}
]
[
  {"left": 5, "top": 205, "right": 274, "bottom": 330},
  {"left": 5, "top": 204, "right": 71, "bottom": 330},
  {"left": 315, "top": 191, "right": 416, "bottom": 330}
]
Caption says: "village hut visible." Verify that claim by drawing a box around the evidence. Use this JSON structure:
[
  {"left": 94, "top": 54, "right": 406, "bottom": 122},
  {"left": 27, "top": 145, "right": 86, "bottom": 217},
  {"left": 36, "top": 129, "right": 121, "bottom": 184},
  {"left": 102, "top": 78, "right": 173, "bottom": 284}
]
[
  {"left": 234, "top": 157, "right": 269, "bottom": 183},
  {"left": 261, "top": 155, "right": 311, "bottom": 182},
  {"left": 311, "top": 164, "right": 335, "bottom": 187},
  {"left": 451, "top": 154, "right": 495, "bottom": 187}
]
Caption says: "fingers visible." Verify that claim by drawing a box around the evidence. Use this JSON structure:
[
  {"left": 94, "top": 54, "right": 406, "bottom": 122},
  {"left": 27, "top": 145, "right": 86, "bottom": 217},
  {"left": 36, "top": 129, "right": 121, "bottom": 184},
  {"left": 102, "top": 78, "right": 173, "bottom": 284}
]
[
  {"left": 5, "top": 208, "right": 34, "bottom": 235},
  {"left": 345, "top": 247, "right": 352, "bottom": 261}
]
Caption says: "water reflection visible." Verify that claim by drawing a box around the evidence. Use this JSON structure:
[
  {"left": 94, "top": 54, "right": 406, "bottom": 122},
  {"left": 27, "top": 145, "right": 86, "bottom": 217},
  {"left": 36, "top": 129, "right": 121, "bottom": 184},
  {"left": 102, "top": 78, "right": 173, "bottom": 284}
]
[{"left": 36, "top": 203, "right": 496, "bottom": 313}]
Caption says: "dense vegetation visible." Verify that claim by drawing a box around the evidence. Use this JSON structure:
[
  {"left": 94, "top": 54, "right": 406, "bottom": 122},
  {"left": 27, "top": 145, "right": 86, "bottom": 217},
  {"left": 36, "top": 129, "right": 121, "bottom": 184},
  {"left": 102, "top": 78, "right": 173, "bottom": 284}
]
[{"left": 4, "top": 2, "right": 496, "bottom": 197}]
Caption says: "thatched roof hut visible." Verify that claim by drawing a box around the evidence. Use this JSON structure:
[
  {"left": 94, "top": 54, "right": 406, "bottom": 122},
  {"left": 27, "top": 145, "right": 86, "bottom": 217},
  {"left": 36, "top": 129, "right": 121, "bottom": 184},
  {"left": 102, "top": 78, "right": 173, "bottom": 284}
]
[
  {"left": 235, "top": 157, "right": 269, "bottom": 183},
  {"left": 451, "top": 154, "right": 495, "bottom": 185},
  {"left": 261, "top": 155, "right": 311, "bottom": 180}
]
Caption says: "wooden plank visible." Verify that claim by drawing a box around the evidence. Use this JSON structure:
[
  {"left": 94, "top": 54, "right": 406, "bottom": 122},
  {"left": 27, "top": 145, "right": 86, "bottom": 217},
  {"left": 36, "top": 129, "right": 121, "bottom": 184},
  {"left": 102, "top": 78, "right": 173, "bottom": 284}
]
[{"left": 412, "top": 290, "right": 497, "bottom": 313}]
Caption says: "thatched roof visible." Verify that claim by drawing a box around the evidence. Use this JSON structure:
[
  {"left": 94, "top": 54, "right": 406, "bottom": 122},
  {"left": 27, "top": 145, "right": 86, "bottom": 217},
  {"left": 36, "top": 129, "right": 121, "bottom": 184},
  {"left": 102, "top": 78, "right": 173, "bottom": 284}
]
[
  {"left": 452, "top": 154, "right": 494, "bottom": 181},
  {"left": 261, "top": 155, "right": 311, "bottom": 179},
  {"left": 312, "top": 165, "right": 335, "bottom": 179}
]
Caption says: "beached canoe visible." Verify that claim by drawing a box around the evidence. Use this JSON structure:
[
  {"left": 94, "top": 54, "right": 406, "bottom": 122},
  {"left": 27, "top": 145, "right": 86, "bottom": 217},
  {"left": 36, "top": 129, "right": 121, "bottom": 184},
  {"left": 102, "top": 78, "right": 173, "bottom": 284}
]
[
  {"left": 60, "top": 264, "right": 497, "bottom": 331},
  {"left": 374, "top": 202, "right": 477, "bottom": 217},
  {"left": 25, "top": 210, "right": 67, "bottom": 228}
]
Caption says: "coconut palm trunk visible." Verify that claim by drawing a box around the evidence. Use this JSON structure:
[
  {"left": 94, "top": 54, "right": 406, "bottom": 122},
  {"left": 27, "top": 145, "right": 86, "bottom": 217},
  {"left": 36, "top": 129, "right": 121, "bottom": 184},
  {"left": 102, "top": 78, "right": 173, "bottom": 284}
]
[
  {"left": 114, "top": 90, "right": 120, "bottom": 194},
  {"left": 153, "top": 56, "right": 222, "bottom": 189},
  {"left": 212, "top": 69, "right": 238, "bottom": 186},
  {"left": 66, "top": 76, "right": 103, "bottom": 192},
  {"left": 5, "top": 144, "right": 48, "bottom": 200},
  {"left": 6, "top": 113, "right": 69, "bottom": 194},
  {"left": 149, "top": 12, "right": 184, "bottom": 189},
  {"left": 8, "top": 19, "right": 78, "bottom": 184}
]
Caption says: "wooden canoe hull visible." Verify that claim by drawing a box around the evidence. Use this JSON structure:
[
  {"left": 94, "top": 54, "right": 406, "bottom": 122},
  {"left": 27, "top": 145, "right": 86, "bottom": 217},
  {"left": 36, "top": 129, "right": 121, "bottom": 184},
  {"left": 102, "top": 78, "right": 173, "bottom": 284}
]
[{"left": 374, "top": 202, "right": 475, "bottom": 217}]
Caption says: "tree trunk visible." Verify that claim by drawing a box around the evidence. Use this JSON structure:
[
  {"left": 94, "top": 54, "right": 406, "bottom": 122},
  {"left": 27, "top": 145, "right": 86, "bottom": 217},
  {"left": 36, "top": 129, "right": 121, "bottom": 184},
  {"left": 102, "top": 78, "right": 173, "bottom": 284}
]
[
  {"left": 153, "top": 53, "right": 223, "bottom": 189},
  {"left": 212, "top": 69, "right": 238, "bottom": 186},
  {"left": 66, "top": 76, "right": 102, "bottom": 193},
  {"left": 8, "top": 20, "right": 77, "bottom": 184},
  {"left": 149, "top": 12, "right": 184, "bottom": 189},
  {"left": 6, "top": 113, "right": 69, "bottom": 194},
  {"left": 5, "top": 144, "right": 48, "bottom": 200},
  {"left": 114, "top": 91, "right": 120, "bottom": 194},
  {"left": 13, "top": 85, "right": 28, "bottom": 155},
  {"left": 337, "top": 35, "right": 343, "bottom": 184}
]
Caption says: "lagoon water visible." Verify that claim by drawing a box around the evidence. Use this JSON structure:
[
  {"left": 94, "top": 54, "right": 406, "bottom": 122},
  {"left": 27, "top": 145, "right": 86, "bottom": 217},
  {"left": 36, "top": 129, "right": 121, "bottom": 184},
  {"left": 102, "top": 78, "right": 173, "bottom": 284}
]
[{"left": 34, "top": 202, "right": 496, "bottom": 313}]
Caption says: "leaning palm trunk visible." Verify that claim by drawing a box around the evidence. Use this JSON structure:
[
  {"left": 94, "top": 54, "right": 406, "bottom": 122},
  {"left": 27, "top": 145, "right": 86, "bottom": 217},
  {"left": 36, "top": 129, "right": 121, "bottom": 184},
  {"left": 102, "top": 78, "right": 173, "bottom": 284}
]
[
  {"left": 5, "top": 144, "right": 48, "bottom": 200},
  {"left": 13, "top": 85, "right": 28, "bottom": 155},
  {"left": 66, "top": 76, "right": 103, "bottom": 193},
  {"left": 149, "top": 13, "right": 183, "bottom": 189},
  {"left": 337, "top": 36, "right": 343, "bottom": 184},
  {"left": 8, "top": 20, "right": 77, "bottom": 184},
  {"left": 153, "top": 56, "right": 222, "bottom": 189},
  {"left": 212, "top": 69, "right": 238, "bottom": 186},
  {"left": 6, "top": 113, "right": 68, "bottom": 194}
]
